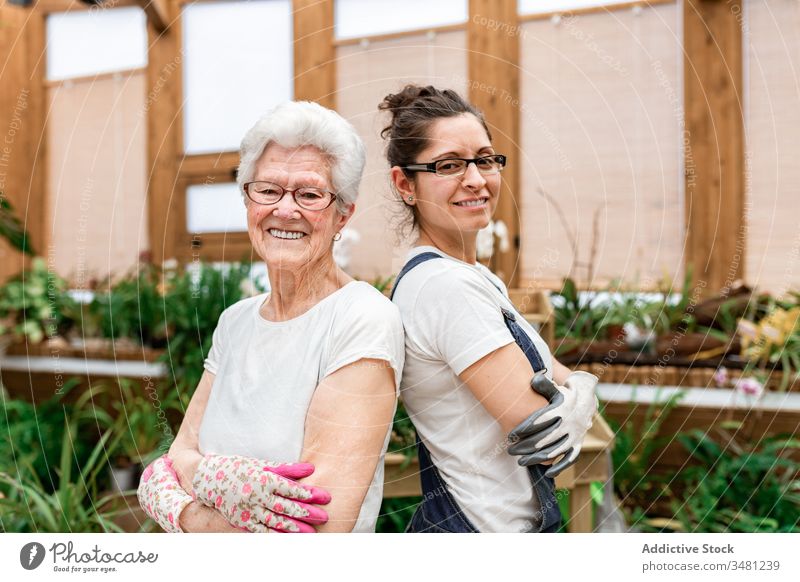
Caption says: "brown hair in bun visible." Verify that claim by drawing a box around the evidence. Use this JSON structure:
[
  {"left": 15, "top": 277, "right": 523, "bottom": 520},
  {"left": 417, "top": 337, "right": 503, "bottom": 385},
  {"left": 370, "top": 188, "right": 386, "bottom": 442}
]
[
  {"left": 379, "top": 85, "right": 491, "bottom": 234},
  {"left": 379, "top": 84, "right": 491, "bottom": 173}
]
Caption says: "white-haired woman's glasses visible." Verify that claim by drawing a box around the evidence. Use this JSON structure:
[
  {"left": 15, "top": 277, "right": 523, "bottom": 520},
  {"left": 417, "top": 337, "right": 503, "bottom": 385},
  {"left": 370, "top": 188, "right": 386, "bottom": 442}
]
[{"left": 243, "top": 181, "right": 338, "bottom": 211}]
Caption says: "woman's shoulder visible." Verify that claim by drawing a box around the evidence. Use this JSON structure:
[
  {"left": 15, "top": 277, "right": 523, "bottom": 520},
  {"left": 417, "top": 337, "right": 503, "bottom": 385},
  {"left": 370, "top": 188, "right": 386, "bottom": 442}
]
[
  {"left": 337, "top": 281, "right": 402, "bottom": 323},
  {"left": 216, "top": 293, "right": 266, "bottom": 326},
  {"left": 396, "top": 256, "right": 496, "bottom": 303}
]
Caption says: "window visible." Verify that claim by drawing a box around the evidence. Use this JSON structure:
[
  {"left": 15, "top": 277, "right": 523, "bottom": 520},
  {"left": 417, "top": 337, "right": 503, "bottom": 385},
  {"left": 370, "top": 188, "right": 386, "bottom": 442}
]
[
  {"left": 46, "top": 7, "right": 147, "bottom": 81},
  {"left": 186, "top": 183, "right": 248, "bottom": 234},
  {"left": 182, "top": 0, "right": 293, "bottom": 154},
  {"left": 335, "top": 0, "right": 467, "bottom": 39},
  {"left": 518, "top": 0, "right": 631, "bottom": 17}
]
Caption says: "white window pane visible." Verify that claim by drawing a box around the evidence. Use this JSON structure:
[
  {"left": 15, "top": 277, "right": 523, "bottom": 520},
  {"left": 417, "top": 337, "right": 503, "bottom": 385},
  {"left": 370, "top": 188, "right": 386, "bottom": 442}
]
[
  {"left": 335, "top": 0, "right": 467, "bottom": 39},
  {"left": 186, "top": 183, "right": 248, "bottom": 233},
  {"left": 183, "top": 0, "right": 293, "bottom": 155},
  {"left": 46, "top": 7, "right": 147, "bottom": 81},
  {"left": 518, "top": 0, "right": 627, "bottom": 15}
]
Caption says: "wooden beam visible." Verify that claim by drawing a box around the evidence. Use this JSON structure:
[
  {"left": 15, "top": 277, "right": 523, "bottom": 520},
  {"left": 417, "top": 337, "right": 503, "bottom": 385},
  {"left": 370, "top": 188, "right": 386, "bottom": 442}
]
[
  {"left": 136, "top": 0, "right": 171, "bottom": 33},
  {"left": 36, "top": 0, "right": 138, "bottom": 14},
  {"left": 145, "top": 0, "right": 182, "bottom": 265},
  {"left": 683, "top": 0, "right": 745, "bottom": 296},
  {"left": 292, "top": 0, "right": 335, "bottom": 109},
  {"left": 467, "top": 0, "right": 521, "bottom": 287},
  {"left": 178, "top": 151, "right": 239, "bottom": 179},
  {"left": 0, "top": 4, "right": 47, "bottom": 281},
  {"left": 517, "top": 0, "right": 675, "bottom": 23}
]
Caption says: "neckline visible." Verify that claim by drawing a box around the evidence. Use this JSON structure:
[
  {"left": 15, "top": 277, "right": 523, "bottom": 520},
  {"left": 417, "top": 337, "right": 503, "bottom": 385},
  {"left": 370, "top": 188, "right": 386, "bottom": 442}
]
[
  {"left": 254, "top": 280, "right": 360, "bottom": 326},
  {"left": 410, "top": 245, "right": 481, "bottom": 269}
]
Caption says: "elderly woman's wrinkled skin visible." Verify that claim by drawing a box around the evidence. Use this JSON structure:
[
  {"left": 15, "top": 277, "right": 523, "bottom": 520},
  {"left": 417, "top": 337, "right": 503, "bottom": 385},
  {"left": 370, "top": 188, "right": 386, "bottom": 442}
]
[{"left": 246, "top": 144, "right": 353, "bottom": 322}]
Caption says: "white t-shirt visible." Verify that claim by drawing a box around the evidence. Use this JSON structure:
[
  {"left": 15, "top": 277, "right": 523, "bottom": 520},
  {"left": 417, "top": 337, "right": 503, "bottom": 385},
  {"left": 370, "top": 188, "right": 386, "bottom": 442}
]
[
  {"left": 198, "top": 281, "right": 405, "bottom": 533},
  {"left": 392, "top": 246, "right": 555, "bottom": 533}
]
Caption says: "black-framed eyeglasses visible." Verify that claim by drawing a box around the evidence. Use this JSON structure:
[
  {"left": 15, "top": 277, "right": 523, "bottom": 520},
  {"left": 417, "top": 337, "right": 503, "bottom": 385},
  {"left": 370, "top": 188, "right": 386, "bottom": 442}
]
[
  {"left": 243, "top": 181, "right": 338, "bottom": 211},
  {"left": 401, "top": 154, "right": 507, "bottom": 177}
]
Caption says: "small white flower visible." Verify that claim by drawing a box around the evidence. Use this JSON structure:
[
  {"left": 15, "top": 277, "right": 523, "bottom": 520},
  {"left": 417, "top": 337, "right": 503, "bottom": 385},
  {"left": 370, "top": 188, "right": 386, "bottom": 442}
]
[
  {"left": 239, "top": 278, "right": 258, "bottom": 298},
  {"left": 476, "top": 223, "right": 495, "bottom": 260},
  {"left": 494, "top": 220, "right": 510, "bottom": 252},
  {"left": 712, "top": 367, "right": 729, "bottom": 387}
]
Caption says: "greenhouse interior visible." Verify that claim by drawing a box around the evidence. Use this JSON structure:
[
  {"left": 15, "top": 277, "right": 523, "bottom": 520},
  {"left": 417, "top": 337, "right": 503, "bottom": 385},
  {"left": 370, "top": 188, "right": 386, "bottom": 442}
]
[{"left": 0, "top": 0, "right": 798, "bottom": 537}]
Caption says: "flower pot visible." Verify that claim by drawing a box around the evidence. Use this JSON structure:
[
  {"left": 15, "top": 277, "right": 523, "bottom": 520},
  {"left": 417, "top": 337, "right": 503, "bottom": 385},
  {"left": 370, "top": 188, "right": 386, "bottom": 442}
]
[{"left": 110, "top": 463, "right": 141, "bottom": 493}]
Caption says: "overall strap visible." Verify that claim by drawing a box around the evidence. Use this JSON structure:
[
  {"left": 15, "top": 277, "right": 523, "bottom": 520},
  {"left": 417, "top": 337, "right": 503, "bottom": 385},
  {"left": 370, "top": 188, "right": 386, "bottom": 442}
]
[
  {"left": 500, "top": 308, "right": 547, "bottom": 374},
  {"left": 389, "top": 252, "right": 445, "bottom": 300}
]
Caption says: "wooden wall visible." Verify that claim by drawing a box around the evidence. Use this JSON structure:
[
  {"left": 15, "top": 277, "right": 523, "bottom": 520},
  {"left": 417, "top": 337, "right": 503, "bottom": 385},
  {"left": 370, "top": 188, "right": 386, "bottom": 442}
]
[{"left": 1, "top": 0, "right": 777, "bottom": 297}]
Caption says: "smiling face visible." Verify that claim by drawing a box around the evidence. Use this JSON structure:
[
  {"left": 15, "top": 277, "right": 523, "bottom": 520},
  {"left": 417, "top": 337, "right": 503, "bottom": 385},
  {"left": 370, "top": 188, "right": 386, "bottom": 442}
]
[
  {"left": 246, "top": 144, "right": 351, "bottom": 271},
  {"left": 394, "top": 113, "right": 501, "bottom": 247}
]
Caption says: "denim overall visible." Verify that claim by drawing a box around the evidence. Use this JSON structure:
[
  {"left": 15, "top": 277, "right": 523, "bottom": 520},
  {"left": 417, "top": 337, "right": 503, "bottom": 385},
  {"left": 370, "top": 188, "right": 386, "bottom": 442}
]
[{"left": 391, "top": 252, "right": 563, "bottom": 533}]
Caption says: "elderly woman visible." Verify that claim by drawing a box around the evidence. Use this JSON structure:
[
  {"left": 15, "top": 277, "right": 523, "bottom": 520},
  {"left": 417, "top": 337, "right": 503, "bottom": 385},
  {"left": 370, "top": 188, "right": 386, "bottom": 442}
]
[{"left": 137, "top": 101, "right": 404, "bottom": 533}]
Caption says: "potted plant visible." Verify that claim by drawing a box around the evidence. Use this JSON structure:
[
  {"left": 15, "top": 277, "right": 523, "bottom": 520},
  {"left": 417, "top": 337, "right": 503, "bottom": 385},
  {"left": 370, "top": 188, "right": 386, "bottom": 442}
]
[{"left": 0, "top": 257, "right": 77, "bottom": 348}]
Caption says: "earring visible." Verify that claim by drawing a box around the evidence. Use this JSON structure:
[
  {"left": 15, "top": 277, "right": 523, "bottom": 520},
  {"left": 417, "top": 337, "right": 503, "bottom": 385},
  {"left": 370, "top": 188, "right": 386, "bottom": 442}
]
[
  {"left": 407, "top": 196, "right": 414, "bottom": 202},
  {"left": 333, "top": 232, "right": 342, "bottom": 241}
]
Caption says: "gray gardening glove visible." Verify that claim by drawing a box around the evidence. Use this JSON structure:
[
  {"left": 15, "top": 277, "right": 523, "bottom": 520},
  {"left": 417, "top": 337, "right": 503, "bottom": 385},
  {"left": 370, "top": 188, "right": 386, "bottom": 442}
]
[{"left": 507, "top": 370, "right": 599, "bottom": 478}]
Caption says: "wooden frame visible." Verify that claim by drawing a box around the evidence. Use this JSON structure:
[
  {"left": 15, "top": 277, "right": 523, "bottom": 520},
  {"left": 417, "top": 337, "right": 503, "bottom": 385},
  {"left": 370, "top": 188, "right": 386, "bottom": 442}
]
[
  {"left": 683, "top": 0, "right": 745, "bottom": 296},
  {"left": 0, "top": 3, "right": 47, "bottom": 282},
  {"left": 517, "top": 0, "right": 674, "bottom": 23},
  {"left": 145, "top": 0, "right": 337, "bottom": 263},
  {"left": 2, "top": 0, "right": 749, "bottom": 296},
  {"left": 468, "top": 0, "right": 521, "bottom": 287}
]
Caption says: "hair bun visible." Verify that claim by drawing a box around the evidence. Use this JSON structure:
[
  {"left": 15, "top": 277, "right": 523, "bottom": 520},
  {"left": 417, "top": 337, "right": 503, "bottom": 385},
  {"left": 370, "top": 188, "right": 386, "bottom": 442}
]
[{"left": 379, "top": 85, "right": 437, "bottom": 138}]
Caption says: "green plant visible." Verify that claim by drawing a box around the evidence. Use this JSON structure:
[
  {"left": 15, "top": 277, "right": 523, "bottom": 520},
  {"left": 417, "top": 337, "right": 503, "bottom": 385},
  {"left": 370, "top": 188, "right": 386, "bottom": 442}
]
[
  {"left": 633, "top": 269, "right": 695, "bottom": 337},
  {"left": 160, "top": 262, "right": 257, "bottom": 409},
  {"left": 605, "top": 387, "right": 685, "bottom": 523},
  {"left": 0, "top": 380, "right": 103, "bottom": 491},
  {"left": 737, "top": 303, "right": 800, "bottom": 390},
  {"left": 375, "top": 496, "right": 420, "bottom": 532},
  {"left": 0, "top": 257, "right": 77, "bottom": 343},
  {"left": 552, "top": 277, "right": 609, "bottom": 341},
  {"left": 88, "top": 262, "right": 167, "bottom": 346},
  {"left": 669, "top": 429, "right": 800, "bottom": 532},
  {"left": 369, "top": 275, "right": 395, "bottom": 295},
  {"left": 0, "top": 196, "right": 35, "bottom": 255},
  {"left": 0, "top": 418, "right": 131, "bottom": 533},
  {"left": 388, "top": 401, "right": 417, "bottom": 464},
  {"left": 554, "top": 483, "right": 604, "bottom": 532},
  {"left": 108, "top": 379, "right": 176, "bottom": 467}
]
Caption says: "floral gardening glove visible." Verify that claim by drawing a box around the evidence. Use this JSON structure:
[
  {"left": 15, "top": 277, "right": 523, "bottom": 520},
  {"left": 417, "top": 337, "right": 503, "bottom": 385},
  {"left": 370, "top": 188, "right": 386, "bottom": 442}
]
[
  {"left": 507, "top": 370, "right": 599, "bottom": 478},
  {"left": 137, "top": 454, "right": 194, "bottom": 533},
  {"left": 192, "top": 454, "right": 332, "bottom": 533}
]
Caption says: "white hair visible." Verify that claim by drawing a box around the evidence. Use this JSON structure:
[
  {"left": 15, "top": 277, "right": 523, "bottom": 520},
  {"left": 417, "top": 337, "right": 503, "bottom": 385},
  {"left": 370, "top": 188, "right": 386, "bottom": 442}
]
[{"left": 237, "top": 101, "right": 366, "bottom": 214}]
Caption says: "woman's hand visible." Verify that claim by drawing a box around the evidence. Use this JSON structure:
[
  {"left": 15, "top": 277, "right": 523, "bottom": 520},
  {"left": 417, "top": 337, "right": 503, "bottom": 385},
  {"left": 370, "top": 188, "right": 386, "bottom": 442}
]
[
  {"left": 137, "top": 454, "right": 195, "bottom": 533},
  {"left": 192, "top": 454, "right": 332, "bottom": 533},
  {"left": 507, "top": 371, "right": 599, "bottom": 478}
]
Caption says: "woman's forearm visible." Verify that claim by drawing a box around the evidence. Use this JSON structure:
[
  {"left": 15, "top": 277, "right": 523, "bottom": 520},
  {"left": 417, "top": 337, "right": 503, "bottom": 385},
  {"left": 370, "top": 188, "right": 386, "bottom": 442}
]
[
  {"left": 178, "top": 501, "right": 243, "bottom": 533},
  {"left": 552, "top": 357, "right": 573, "bottom": 385}
]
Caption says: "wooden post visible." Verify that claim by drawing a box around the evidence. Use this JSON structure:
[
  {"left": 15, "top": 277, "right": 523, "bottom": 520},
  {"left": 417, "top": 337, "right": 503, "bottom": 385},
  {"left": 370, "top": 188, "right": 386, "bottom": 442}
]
[
  {"left": 683, "top": 0, "right": 745, "bottom": 296},
  {"left": 292, "top": 0, "right": 335, "bottom": 109},
  {"left": 0, "top": 4, "right": 47, "bottom": 281},
  {"left": 145, "top": 0, "right": 182, "bottom": 265},
  {"left": 467, "top": 0, "right": 521, "bottom": 287}
]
